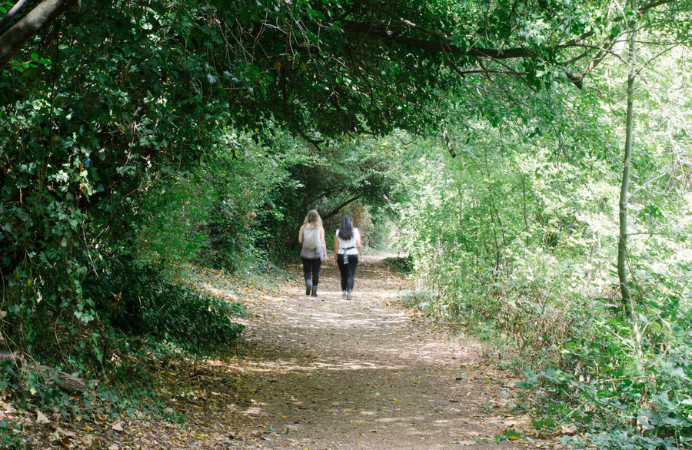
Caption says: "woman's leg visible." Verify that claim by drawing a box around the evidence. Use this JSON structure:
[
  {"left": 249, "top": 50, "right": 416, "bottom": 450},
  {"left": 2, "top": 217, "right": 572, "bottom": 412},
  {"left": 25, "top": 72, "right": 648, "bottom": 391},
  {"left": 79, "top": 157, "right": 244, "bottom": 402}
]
[
  {"left": 337, "top": 254, "right": 348, "bottom": 291},
  {"left": 301, "top": 257, "right": 312, "bottom": 295},
  {"left": 346, "top": 254, "right": 359, "bottom": 291},
  {"left": 312, "top": 258, "right": 321, "bottom": 288},
  {"left": 311, "top": 259, "right": 321, "bottom": 296}
]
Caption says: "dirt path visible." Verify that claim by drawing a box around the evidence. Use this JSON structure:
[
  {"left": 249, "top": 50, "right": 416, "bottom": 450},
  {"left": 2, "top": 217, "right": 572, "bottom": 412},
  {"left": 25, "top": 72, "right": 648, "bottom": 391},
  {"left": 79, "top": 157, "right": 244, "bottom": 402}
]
[
  {"left": 201, "top": 254, "right": 546, "bottom": 450},
  {"left": 24, "top": 255, "right": 556, "bottom": 449}
]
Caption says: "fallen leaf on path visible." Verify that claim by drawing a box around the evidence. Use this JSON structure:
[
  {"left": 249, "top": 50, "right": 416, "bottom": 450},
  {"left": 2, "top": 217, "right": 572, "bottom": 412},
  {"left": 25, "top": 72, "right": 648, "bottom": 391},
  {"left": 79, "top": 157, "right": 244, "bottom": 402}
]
[
  {"left": 48, "top": 430, "right": 60, "bottom": 442},
  {"left": 55, "top": 427, "right": 75, "bottom": 437},
  {"left": 36, "top": 409, "right": 50, "bottom": 425},
  {"left": 111, "top": 422, "right": 124, "bottom": 432}
]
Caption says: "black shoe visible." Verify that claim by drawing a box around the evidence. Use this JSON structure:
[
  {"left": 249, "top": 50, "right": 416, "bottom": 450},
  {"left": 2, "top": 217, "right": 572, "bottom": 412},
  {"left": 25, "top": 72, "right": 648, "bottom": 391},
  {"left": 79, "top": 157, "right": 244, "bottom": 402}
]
[
  {"left": 305, "top": 281, "right": 312, "bottom": 296},
  {"left": 311, "top": 288, "right": 318, "bottom": 297}
]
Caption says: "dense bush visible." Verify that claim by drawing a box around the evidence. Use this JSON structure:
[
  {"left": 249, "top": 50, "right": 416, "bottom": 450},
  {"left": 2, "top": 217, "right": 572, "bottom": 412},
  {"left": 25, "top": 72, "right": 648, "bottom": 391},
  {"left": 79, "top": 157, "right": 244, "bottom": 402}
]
[
  {"left": 0, "top": 0, "right": 241, "bottom": 366},
  {"left": 84, "top": 257, "right": 245, "bottom": 353}
]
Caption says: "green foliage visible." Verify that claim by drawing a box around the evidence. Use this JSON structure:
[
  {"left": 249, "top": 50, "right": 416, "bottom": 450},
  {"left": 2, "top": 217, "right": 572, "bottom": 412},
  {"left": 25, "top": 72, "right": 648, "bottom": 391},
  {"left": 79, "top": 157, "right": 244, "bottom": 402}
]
[
  {"left": 383, "top": 255, "right": 415, "bottom": 274},
  {"left": 0, "top": 418, "right": 30, "bottom": 450},
  {"left": 134, "top": 126, "right": 302, "bottom": 271},
  {"left": 83, "top": 257, "right": 245, "bottom": 353},
  {"left": 495, "top": 429, "right": 524, "bottom": 442},
  {"left": 520, "top": 268, "right": 692, "bottom": 448},
  {"left": 0, "top": 0, "right": 242, "bottom": 364},
  {"left": 254, "top": 134, "right": 404, "bottom": 260},
  {"left": 2, "top": 0, "right": 692, "bottom": 446},
  {"left": 394, "top": 41, "right": 692, "bottom": 448}
]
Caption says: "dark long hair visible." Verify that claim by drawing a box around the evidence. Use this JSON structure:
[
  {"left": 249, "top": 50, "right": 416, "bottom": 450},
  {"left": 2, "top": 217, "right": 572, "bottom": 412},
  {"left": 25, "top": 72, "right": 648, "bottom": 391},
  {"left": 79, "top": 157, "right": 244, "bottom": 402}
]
[{"left": 337, "top": 215, "right": 353, "bottom": 241}]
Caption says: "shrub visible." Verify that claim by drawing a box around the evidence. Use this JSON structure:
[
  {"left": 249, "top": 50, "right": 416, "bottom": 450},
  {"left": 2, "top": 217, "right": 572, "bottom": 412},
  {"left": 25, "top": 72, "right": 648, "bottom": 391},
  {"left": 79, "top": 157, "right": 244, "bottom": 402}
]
[{"left": 84, "top": 257, "right": 245, "bottom": 354}]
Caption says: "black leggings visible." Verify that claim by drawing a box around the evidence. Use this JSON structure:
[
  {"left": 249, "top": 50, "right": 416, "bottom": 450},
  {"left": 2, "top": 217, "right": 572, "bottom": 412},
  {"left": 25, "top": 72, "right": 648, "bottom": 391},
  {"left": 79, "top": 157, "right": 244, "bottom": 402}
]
[
  {"left": 301, "top": 258, "right": 321, "bottom": 286},
  {"left": 337, "top": 254, "right": 359, "bottom": 291}
]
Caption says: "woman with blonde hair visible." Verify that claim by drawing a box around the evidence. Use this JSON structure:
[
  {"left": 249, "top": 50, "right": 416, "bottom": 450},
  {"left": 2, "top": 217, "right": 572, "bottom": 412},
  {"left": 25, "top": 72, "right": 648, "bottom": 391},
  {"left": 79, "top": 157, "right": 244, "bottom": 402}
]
[{"left": 298, "top": 210, "right": 327, "bottom": 297}]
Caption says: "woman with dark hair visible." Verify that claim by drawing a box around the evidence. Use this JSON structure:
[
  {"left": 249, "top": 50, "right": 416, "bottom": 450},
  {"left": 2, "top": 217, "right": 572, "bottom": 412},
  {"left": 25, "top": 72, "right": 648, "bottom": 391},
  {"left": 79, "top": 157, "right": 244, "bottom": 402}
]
[
  {"left": 333, "top": 215, "right": 362, "bottom": 300},
  {"left": 299, "top": 210, "right": 327, "bottom": 297}
]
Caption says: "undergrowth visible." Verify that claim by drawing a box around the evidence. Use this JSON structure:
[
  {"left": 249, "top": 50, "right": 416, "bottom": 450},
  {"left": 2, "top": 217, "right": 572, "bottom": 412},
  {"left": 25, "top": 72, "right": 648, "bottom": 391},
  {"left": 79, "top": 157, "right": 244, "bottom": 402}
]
[
  {"left": 383, "top": 255, "right": 415, "bottom": 275},
  {"left": 399, "top": 261, "right": 692, "bottom": 449},
  {"left": 0, "top": 257, "right": 273, "bottom": 447}
]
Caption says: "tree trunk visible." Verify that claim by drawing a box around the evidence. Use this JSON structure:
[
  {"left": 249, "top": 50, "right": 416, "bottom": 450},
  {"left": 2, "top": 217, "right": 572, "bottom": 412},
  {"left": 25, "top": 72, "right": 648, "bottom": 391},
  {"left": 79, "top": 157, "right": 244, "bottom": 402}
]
[
  {"left": 618, "top": 26, "right": 636, "bottom": 320},
  {"left": 0, "top": 0, "right": 78, "bottom": 71}
]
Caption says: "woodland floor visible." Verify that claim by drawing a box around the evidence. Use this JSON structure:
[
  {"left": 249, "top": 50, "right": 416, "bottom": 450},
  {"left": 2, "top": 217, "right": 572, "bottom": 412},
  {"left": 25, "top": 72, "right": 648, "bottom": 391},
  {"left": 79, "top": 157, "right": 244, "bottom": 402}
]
[{"left": 14, "top": 254, "right": 572, "bottom": 450}]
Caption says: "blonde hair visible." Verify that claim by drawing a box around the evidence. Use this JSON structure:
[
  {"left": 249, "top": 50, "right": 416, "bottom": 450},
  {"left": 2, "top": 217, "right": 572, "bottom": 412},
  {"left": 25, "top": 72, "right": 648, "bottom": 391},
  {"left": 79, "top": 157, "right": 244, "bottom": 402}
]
[{"left": 303, "top": 209, "right": 322, "bottom": 228}]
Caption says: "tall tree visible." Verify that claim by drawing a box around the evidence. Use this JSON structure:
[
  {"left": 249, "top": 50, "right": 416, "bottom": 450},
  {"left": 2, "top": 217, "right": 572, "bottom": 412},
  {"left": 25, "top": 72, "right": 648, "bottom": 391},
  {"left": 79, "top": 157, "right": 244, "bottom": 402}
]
[{"left": 618, "top": 17, "right": 637, "bottom": 320}]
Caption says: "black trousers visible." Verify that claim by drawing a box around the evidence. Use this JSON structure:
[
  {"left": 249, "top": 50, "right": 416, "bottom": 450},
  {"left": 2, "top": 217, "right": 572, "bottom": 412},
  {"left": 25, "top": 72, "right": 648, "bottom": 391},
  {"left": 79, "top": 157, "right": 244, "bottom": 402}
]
[
  {"left": 337, "top": 254, "right": 359, "bottom": 291},
  {"left": 301, "top": 257, "right": 321, "bottom": 286}
]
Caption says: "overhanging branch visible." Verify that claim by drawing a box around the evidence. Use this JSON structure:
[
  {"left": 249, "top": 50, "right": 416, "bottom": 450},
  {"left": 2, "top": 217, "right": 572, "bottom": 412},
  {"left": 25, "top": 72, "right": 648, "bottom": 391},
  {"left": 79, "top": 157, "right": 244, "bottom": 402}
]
[
  {"left": 345, "top": 0, "right": 678, "bottom": 90},
  {"left": 296, "top": 129, "right": 324, "bottom": 151},
  {"left": 344, "top": 22, "right": 533, "bottom": 59},
  {"left": 321, "top": 194, "right": 364, "bottom": 221},
  {"left": 0, "top": 0, "right": 28, "bottom": 33},
  {"left": 0, "top": 0, "right": 78, "bottom": 71}
]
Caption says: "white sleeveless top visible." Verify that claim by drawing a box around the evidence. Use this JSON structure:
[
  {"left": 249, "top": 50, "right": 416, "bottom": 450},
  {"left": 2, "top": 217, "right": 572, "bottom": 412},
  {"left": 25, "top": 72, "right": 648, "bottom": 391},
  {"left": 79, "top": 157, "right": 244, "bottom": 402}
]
[{"left": 336, "top": 228, "right": 360, "bottom": 255}]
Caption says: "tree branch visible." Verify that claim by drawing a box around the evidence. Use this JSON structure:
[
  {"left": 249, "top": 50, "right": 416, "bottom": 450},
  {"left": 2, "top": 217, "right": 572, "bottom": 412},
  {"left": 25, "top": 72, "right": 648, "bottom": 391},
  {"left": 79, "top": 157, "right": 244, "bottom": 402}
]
[
  {"left": 635, "top": 44, "right": 677, "bottom": 76},
  {"left": 296, "top": 129, "right": 324, "bottom": 151},
  {"left": 442, "top": 127, "right": 456, "bottom": 158},
  {"left": 346, "top": 0, "right": 677, "bottom": 91},
  {"left": 0, "top": 0, "right": 78, "bottom": 71},
  {"left": 359, "top": 0, "right": 446, "bottom": 42},
  {"left": 639, "top": 0, "right": 677, "bottom": 14},
  {"left": 628, "top": 171, "right": 671, "bottom": 201},
  {"left": 567, "top": 31, "right": 627, "bottom": 87},
  {"left": 0, "top": 0, "right": 27, "bottom": 34},
  {"left": 321, "top": 194, "right": 364, "bottom": 221},
  {"left": 344, "top": 22, "right": 533, "bottom": 60}
]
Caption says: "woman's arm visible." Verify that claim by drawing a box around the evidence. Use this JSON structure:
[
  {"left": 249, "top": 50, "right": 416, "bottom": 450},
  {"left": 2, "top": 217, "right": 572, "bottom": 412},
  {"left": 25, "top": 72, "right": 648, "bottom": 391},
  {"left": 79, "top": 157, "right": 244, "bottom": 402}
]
[
  {"left": 334, "top": 231, "right": 339, "bottom": 265},
  {"left": 356, "top": 229, "right": 362, "bottom": 251},
  {"left": 320, "top": 227, "right": 327, "bottom": 256},
  {"left": 298, "top": 225, "right": 304, "bottom": 244}
]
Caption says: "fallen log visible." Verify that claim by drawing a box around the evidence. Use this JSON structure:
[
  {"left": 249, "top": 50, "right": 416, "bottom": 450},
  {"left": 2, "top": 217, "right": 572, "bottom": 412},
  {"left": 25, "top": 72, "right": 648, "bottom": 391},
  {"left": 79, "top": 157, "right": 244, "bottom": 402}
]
[
  {"left": 0, "top": 351, "right": 23, "bottom": 364},
  {"left": 0, "top": 352, "right": 86, "bottom": 394},
  {"left": 36, "top": 364, "right": 86, "bottom": 394}
]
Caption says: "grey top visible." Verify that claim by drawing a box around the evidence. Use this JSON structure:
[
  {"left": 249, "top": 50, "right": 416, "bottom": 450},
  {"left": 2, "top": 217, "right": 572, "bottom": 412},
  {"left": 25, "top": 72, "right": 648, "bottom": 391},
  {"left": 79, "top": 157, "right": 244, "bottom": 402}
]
[
  {"left": 301, "top": 247, "right": 321, "bottom": 259},
  {"left": 301, "top": 225, "right": 324, "bottom": 260}
]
